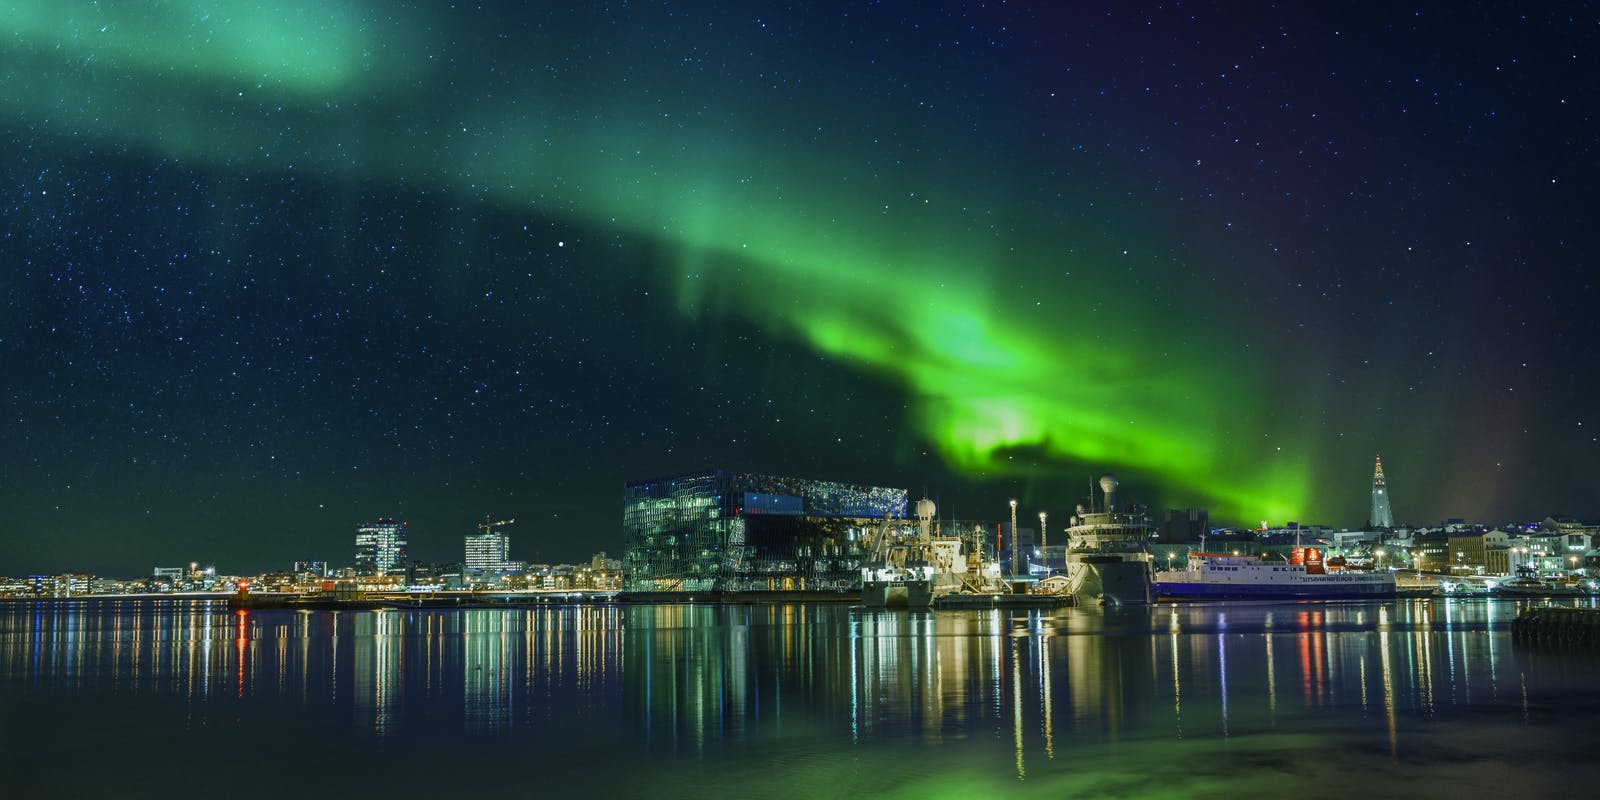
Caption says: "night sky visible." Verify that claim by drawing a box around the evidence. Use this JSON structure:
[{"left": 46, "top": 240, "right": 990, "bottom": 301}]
[{"left": 4, "top": 2, "right": 1599, "bottom": 574}]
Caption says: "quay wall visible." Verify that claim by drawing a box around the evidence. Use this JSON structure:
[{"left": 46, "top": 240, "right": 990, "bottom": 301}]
[{"left": 1511, "top": 606, "right": 1600, "bottom": 647}]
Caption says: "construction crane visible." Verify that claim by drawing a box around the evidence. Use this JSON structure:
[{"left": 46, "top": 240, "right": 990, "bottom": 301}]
[{"left": 477, "top": 515, "right": 515, "bottom": 535}]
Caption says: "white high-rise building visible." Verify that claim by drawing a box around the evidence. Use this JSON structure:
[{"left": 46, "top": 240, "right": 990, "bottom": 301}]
[{"left": 465, "top": 531, "right": 511, "bottom": 573}]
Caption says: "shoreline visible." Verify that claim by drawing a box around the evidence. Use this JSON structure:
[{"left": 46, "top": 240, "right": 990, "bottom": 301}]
[{"left": 0, "top": 590, "right": 867, "bottom": 609}]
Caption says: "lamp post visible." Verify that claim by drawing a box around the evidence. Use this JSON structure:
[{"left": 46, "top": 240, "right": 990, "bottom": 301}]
[
  {"left": 1456, "top": 551, "right": 1464, "bottom": 575},
  {"left": 975, "top": 524, "right": 986, "bottom": 569},
  {"left": 1376, "top": 548, "right": 1386, "bottom": 570},
  {"left": 1009, "top": 500, "right": 1018, "bottom": 580},
  {"left": 1038, "top": 511, "right": 1048, "bottom": 575}
]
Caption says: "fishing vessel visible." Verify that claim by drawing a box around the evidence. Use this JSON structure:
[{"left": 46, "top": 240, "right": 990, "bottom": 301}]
[
  {"left": 860, "top": 561, "right": 935, "bottom": 608},
  {"left": 1061, "top": 474, "right": 1155, "bottom": 606},
  {"left": 1155, "top": 545, "right": 1396, "bottom": 599},
  {"left": 860, "top": 498, "right": 1003, "bottom": 607}
]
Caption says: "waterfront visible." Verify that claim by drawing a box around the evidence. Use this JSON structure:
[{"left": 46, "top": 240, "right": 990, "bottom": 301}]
[{"left": 4, "top": 599, "right": 1599, "bottom": 798}]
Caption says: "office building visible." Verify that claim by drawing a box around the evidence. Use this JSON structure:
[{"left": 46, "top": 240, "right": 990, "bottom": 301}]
[
  {"left": 465, "top": 531, "right": 511, "bottom": 573},
  {"left": 355, "top": 519, "right": 408, "bottom": 576}
]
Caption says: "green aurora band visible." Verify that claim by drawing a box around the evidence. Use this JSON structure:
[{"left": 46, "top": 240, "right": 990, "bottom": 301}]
[{"left": 1, "top": 1, "right": 1311, "bottom": 521}]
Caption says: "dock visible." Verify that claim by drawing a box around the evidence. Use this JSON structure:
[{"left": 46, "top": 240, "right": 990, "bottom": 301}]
[
  {"left": 932, "top": 592, "right": 1075, "bottom": 610},
  {"left": 1511, "top": 606, "right": 1600, "bottom": 648}
]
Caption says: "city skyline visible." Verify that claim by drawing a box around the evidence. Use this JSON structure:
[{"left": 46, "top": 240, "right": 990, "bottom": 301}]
[
  {"left": 0, "top": 393, "right": 1589, "bottom": 576},
  {"left": 6, "top": 3, "right": 1600, "bottom": 574},
  {"left": 8, "top": 458, "right": 1595, "bottom": 578}
]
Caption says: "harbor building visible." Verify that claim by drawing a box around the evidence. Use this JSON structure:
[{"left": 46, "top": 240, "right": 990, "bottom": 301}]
[
  {"left": 622, "top": 470, "right": 907, "bottom": 592},
  {"left": 1461, "top": 528, "right": 1509, "bottom": 574},
  {"left": 1411, "top": 530, "right": 1449, "bottom": 573},
  {"left": 355, "top": 519, "right": 408, "bottom": 576},
  {"left": 293, "top": 560, "right": 328, "bottom": 578},
  {"left": 1157, "top": 509, "right": 1209, "bottom": 544}
]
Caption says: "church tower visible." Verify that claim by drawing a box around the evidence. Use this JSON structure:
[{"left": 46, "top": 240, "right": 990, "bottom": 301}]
[{"left": 1370, "top": 456, "right": 1395, "bottom": 529}]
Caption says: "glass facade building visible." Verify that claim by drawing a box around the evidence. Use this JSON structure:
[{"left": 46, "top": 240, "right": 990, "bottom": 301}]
[
  {"left": 355, "top": 519, "right": 409, "bottom": 576},
  {"left": 623, "top": 471, "right": 907, "bottom": 592}
]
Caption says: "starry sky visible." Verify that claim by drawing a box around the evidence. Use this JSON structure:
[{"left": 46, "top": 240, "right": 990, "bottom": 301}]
[{"left": 3, "top": 2, "right": 1598, "bottom": 574}]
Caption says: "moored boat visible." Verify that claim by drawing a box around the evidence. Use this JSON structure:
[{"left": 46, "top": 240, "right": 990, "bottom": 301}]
[
  {"left": 1155, "top": 547, "right": 1396, "bottom": 600},
  {"left": 1489, "top": 569, "right": 1594, "bottom": 598},
  {"left": 861, "top": 563, "right": 935, "bottom": 608},
  {"left": 1061, "top": 474, "right": 1155, "bottom": 606},
  {"left": 860, "top": 498, "right": 998, "bottom": 607}
]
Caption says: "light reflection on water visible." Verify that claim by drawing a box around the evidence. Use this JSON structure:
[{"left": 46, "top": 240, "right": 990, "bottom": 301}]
[{"left": 2, "top": 598, "right": 1598, "bottom": 797}]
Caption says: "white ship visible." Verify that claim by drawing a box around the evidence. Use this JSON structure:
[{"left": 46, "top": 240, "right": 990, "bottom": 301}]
[
  {"left": 1488, "top": 567, "right": 1594, "bottom": 598},
  {"left": 1155, "top": 546, "right": 1396, "bottom": 599},
  {"left": 1061, "top": 474, "right": 1155, "bottom": 606}
]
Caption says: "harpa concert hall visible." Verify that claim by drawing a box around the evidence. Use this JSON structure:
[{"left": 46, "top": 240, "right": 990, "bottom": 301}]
[{"left": 622, "top": 470, "right": 907, "bottom": 592}]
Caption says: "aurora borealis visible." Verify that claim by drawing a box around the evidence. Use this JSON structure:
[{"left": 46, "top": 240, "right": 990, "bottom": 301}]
[{"left": 4, "top": 2, "right": 1599, "bottom": 571}]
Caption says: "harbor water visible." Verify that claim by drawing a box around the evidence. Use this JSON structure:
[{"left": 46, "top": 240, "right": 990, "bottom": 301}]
[{"left": 3, "top": 598, "right": 1598, "bottom": 798}]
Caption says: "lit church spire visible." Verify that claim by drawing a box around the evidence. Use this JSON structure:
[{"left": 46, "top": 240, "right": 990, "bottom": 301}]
[{"left": 1370, "top": 456, "right": 1395, "bottom": 529}]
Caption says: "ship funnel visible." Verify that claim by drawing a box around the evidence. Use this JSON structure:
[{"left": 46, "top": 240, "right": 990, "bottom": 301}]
[{"left": 1098, "top": 474, "right": 1119, "bottom": 512}]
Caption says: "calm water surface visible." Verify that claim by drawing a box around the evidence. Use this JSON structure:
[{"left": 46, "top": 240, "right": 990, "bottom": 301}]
[{"left": 3, "top": 598, "right": 1598, "bottom": 798}]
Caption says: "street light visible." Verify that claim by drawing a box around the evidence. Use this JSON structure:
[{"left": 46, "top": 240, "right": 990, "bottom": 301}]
[
  {"left": 1004, "top": 499, "right": 1017, "bottom": 576},
  {"left": 1038, "top": 511, "right": 1048, "bottom": 575},
  {"left": 1376, "top": 548, "right": 1386, "bottom": 570}
]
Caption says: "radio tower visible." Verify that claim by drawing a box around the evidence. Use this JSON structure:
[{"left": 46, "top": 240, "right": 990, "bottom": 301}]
[{"left": 1370, "top": 456, "right": 1395, "bottom": 529}]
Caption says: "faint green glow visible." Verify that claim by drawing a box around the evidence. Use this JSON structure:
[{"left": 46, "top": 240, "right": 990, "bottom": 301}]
[
  {"left": 0, "top": 3, "right": 1312, "bottom": 521},
  {"left": 858, "top": 732, "right": 1340, "bottom": 798},
  {"left": 743, "top": 730, "right": 1345, "bottom": 798},
  {"left": 0, "top": 1, "right": 370, "bottom": 92}
]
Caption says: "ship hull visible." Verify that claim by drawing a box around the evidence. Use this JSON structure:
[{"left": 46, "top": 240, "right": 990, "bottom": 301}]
[
  {"left": 862, "top": 580, "right": 934, "bottom": 608},
  {"left": 1490, "top": 587, "right": 1590, "bottom": 598},
  {"left": 1067, "top": 558, "right": 1153, "bottom": 606},
  {"left": 1155, "top": 580, "right": 1395, "bottom": 600}
]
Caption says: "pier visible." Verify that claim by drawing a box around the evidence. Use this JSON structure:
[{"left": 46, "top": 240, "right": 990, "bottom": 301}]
[{"left": 1511, "top": 606, "right": 1600, "bottom": 647}]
